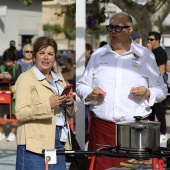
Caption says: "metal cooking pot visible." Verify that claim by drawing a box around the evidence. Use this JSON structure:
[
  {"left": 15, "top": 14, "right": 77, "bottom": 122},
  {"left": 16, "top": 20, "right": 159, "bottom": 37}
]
[{"left": 116, "top": 116, "right": 160, "bottom": 151}]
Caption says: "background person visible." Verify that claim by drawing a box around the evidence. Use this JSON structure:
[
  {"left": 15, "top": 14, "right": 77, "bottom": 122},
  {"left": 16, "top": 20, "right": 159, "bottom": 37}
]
[
  {"left": 99, "top": 41, "right": 107, "bottom": 48},
  {"left": 166, "top": 60, "right": 170, "bottom": 88},
  {"left": 163, "top": 60, "right": 170, "bottom": 110},
  {"left": 16, "top": 38, "right": 32, "bottom": 60},
  {"left": 85, "top": 43, "right": 93, "bottom": 141},
  {"left": 85, "top": 43, "right": 93, "bottom": 67},
  {"left": 2, "top": 40, "right": 18, "bottom": 59},
  {"left": 61, "top": 58, "right": 75, "bottom": 91},
  {"left": 147, "top": 31, "right": 168, "bottom": 141},
  {"left": 15, "top": 36, "right": 77, "bottom": 170},
  {"left": 0, "top": 51, "right": 22, "bottom": 141},
  {"left": 16, "top": 43, "right": 33, "bottom": 72},
  {"left": 76, "top": 12, "right": 167, "bottom": 169},
  {"left": 131, "top": 31, "right": 141, "bottom": 44}
]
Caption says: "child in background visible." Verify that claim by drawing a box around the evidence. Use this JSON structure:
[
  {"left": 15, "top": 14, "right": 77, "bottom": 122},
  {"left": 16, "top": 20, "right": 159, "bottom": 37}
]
[{"left": 0, "top": 50, "right": 22, "bottom": 141}]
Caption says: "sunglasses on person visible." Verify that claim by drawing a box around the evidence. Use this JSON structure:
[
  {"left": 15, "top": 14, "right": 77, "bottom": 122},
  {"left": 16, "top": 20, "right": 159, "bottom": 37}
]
[
  {"left": 106, "top": 25, "right": 131, "bottom": 33},
  {"left": 147, "top": 38, "right": 156, "bottom": 41},
  {"left": 25, "top": 51, "right": 33, "bottom": 54}
]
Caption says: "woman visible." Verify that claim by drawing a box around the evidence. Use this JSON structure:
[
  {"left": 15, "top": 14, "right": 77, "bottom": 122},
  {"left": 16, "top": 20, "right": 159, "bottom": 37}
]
[
  {"left": 15, "top": 37, "right": 77, "bottom": 170},
  {"left": 16, "top": 43, "right": 34, "bottom": 72}
]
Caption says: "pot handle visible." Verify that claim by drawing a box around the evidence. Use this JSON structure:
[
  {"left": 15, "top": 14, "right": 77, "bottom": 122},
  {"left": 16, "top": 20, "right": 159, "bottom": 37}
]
[
  {"left": 134, "top": 116, "right": 142, "bottom": 122},
  {"left": 132, "top": 126, "right": 146, "bottom": 132}
]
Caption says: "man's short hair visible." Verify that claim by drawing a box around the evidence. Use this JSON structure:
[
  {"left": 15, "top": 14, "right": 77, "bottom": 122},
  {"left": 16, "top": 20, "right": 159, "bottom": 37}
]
[
  {"left": 99, "top": 41, "right": 107, "bottom": 47},
  {"left": 9, "top": 40, "right": 15, "bottom": 47},
  {"left": 148, "top": 31, "right": 161, "bottom": 41}
]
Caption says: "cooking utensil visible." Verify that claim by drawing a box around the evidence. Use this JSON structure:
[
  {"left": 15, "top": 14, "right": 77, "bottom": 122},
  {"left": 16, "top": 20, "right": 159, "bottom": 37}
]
[{"left": 116, "top": 116, "right": 160, "bottom": 151}]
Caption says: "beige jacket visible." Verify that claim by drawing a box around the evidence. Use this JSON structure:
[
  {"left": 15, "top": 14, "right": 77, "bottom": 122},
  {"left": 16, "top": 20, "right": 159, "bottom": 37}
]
[{"left": 15, "top": 68, "right": 77, "bottom": 154}]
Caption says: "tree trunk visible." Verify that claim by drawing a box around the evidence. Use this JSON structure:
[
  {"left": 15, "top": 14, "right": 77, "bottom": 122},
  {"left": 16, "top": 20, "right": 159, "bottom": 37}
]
[{"left": 110, "top": 0, "right": 170, "bottom": 45}]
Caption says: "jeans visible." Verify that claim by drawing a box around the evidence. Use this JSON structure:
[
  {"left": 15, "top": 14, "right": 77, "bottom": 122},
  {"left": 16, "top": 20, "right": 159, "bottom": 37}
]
[{"left": 16, "top": 126, "right": 66, "bottom": 170}]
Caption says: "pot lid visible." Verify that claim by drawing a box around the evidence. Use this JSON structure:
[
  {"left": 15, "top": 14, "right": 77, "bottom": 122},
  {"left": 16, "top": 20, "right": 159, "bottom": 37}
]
[{"left": 116, "top": 116, "right": 160, "bottom": 126}]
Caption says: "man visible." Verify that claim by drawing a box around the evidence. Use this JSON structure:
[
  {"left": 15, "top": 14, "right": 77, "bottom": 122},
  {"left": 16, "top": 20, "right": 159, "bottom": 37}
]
[
  {"left": 2, "top": 40, "right": 18, "bottom": 59},
  {"left": 147, "top": 31, "right": 168, "bottom": 141},
  {"left": 76, "top": 12, "right": 167, "bottom": 169},
  {"left": 99, "top": 41, "right": 107, "bottom": 47},
  {"left": 131, "top": 31, "right": 141, "bottom": 44}
]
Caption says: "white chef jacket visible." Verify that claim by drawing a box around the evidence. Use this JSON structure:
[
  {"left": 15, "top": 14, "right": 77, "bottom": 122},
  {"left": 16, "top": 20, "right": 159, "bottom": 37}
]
[{"left": 76, "top": 41, "right": 168, "bottom": 122}]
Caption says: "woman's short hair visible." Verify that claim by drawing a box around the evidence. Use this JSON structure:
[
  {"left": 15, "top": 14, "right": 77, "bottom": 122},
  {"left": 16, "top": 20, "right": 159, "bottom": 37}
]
[
  {"left": 22, "top": 43, "right": 33, "bottom": 52},
  {"left": 33, "top": 37, "right": 58, "bottom": 58}
]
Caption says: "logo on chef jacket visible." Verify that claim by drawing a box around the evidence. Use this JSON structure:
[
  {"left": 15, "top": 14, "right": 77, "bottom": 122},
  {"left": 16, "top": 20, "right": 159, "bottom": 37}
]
[
  {"left": 132, "top": 61, "right": 141, "bottom": 69},
  {"left": 132, "top": 53, "right": 141, "bottom": 69},
  {"left": 132, "top": 53, "right": 140, "bottom": 60},
  {"left": 99, "top": 62, "right": 108, "bottom": 65}
]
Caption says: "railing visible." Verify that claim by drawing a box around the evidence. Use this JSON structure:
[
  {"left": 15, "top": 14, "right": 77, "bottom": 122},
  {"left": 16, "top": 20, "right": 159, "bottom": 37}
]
[{"left": 0, "top": 80, "right": 17, "bottom": 122}]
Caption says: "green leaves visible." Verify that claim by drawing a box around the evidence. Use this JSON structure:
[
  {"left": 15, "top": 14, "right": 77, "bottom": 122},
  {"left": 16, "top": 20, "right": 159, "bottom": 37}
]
[
  {"left": 65, "top": 4, "right": 76, "bottom": 19},
  {"left": 43, "top": 24, "right": 62, "bottom": 34},
  {"left": 86, "top": 25, "right": 108, "bottom": 39},
  {"left": 20, "top": 0, "right": 33, "bottom": 6},
  {"left": 92, "top": 0, "right": 107, "bottom": 24},
  {"left": 43, "top": 24, "right": 75, "bottom": 40}
]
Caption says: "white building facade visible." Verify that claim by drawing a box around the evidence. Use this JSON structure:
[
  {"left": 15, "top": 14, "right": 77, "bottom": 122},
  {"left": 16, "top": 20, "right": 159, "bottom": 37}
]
[{"left": 0, "top": 0, "right": 44, "bottom": 55}]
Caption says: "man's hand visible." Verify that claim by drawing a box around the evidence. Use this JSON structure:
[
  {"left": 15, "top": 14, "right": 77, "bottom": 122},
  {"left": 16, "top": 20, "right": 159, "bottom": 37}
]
[
  {"left": 85, "top": 87, "right": 106, "bottom": 101},
  {"left": 130, "top": 86, "right": 150, "bottom": 99}
]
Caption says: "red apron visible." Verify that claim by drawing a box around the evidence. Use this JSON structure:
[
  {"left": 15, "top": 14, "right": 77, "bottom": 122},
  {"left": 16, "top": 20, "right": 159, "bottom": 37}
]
[{"left": 88, "top": 115, "right": 129, "bottom": 170}]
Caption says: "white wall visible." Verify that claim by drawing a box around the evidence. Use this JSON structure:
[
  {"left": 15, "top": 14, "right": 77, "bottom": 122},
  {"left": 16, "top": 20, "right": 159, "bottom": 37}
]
[{"left": 0, "top": 0, "right": 43, "bottom": 55}]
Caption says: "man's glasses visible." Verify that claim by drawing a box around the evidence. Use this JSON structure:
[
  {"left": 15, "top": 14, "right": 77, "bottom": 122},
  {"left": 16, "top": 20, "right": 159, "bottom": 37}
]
[
  {"left": 147, "top": 38, "right": 156, "bottom": 42},
  {"left": 106, "top": 25, "right": 131, "bottom": 33},
  {"left": 25, "top": 51, "right": 33, "bottom": 54}
]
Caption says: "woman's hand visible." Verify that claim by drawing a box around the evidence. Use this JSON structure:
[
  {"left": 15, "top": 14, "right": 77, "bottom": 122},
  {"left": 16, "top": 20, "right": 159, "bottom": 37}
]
[
  {"left": 65, "top": 95, "right": 74, "bottom": 106},
  {"left": 49, "top": 93, "right": 67, "bottom": 109}
]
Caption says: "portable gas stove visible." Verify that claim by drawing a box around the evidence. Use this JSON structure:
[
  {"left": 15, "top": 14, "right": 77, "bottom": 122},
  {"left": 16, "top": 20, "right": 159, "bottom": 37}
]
[{"left": 43, "top": 146, "right": 170, "bottom": 170}]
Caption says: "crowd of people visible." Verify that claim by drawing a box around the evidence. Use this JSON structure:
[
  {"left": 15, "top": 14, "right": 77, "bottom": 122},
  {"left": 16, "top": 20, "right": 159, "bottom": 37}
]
[{"left": 0, "top": 11, "right": 170, "bottom": 169}]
